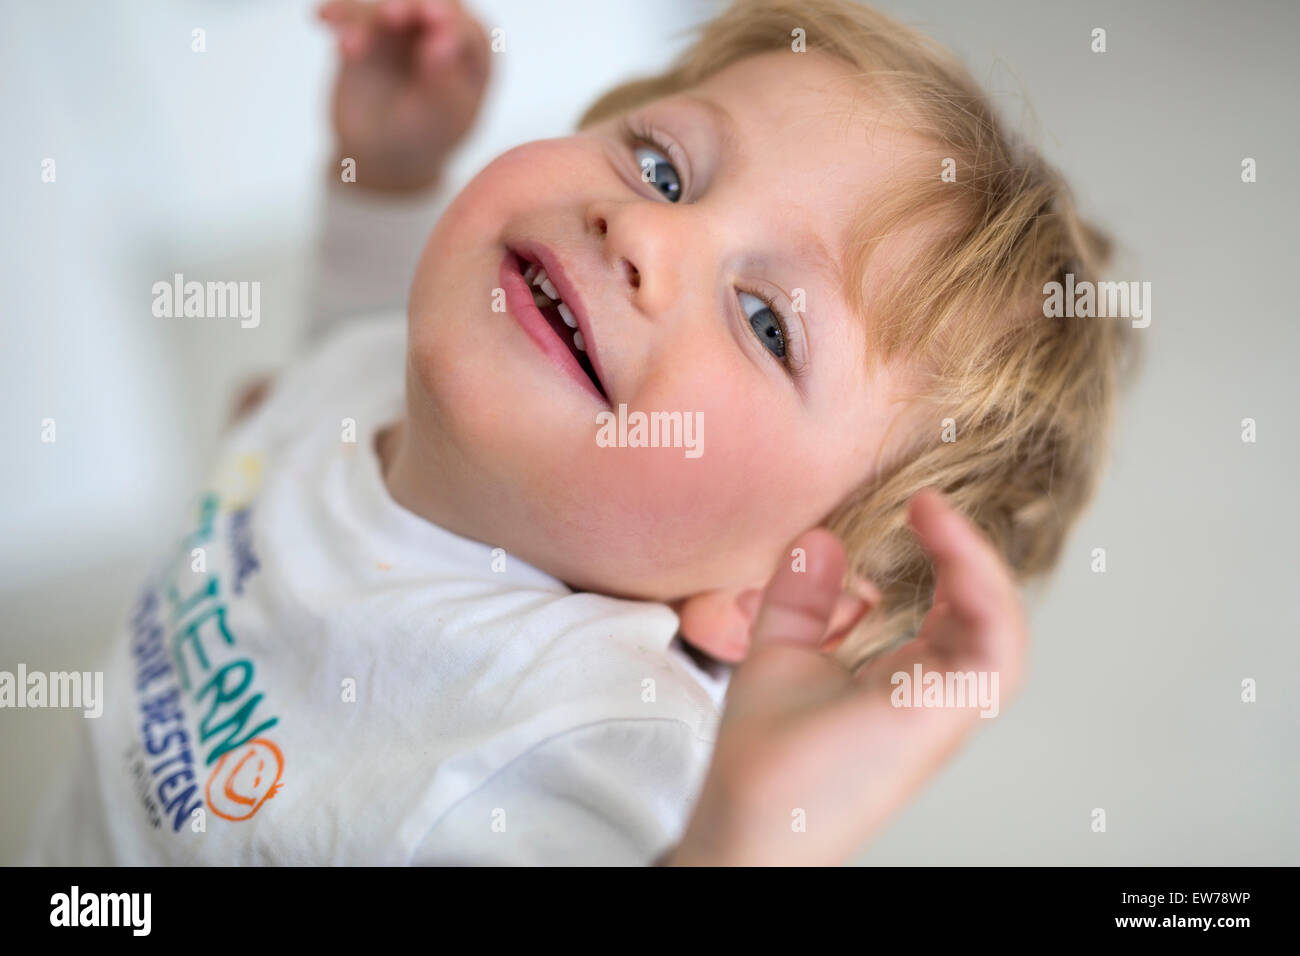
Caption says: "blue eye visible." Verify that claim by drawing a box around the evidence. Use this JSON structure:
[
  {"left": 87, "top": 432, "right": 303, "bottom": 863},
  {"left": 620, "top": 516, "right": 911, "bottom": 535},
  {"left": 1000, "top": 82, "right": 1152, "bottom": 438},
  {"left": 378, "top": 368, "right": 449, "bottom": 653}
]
[
  {"left": 738, "top": 291, "right": 786, "bottom": 360},
  {"left": 634, "top": 145, "right": 682, "bottom": 203}
]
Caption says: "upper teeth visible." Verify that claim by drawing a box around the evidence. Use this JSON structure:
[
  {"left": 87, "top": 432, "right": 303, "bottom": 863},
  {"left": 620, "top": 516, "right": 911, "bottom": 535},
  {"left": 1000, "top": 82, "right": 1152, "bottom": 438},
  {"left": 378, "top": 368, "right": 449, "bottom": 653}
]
[{"left": 527, "top": 263, "right": 586, "bottom": 351}]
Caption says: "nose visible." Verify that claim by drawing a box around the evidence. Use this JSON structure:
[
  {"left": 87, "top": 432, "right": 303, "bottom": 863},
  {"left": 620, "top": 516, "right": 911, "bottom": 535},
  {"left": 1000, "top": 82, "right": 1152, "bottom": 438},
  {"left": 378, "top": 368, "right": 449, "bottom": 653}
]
[{"left": 585, "top": 200, "right": 690, "bottom": 318}]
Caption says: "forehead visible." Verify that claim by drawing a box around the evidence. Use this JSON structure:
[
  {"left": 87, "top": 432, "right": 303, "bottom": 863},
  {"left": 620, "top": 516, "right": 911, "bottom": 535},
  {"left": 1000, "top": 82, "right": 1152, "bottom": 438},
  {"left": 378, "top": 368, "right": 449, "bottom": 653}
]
[{"left": 692, "top": 53, "right": 927, "bottom": 223}]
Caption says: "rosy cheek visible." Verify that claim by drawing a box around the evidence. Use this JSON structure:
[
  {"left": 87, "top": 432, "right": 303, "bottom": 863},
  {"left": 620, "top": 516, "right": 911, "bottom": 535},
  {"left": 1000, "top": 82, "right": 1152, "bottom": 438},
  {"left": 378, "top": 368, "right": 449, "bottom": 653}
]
[
  {"left": 451, "top": 140, "right": 602, "bottom": 224},
  {"left": 586, "top": 410, "right": 772, "bottom": 555}
]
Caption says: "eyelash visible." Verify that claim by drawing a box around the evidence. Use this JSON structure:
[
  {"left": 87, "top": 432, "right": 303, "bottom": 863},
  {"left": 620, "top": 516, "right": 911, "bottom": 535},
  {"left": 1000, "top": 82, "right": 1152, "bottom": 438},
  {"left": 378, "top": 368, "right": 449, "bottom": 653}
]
[
  {"left": 742, "top": 289, "right": 806, "bottom": 379},
  {"left": 618, "top": 117, "right": 805, "bottom": 380},
  {"left": 618, "top": 117, "right": 689, "bottom": 195}
]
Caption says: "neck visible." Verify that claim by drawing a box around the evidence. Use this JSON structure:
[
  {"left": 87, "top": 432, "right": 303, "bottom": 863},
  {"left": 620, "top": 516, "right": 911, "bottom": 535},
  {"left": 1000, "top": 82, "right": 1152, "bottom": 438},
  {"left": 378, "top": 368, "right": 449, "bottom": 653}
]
[
  {"left": 375, "top": 414, "right": 484, "bottom": 549},
  {"left": 375, "top": 418, "right": 404, "bottom": 486},
  {"left": 374, "top": 417, "right": 430, "bottom": 525}
]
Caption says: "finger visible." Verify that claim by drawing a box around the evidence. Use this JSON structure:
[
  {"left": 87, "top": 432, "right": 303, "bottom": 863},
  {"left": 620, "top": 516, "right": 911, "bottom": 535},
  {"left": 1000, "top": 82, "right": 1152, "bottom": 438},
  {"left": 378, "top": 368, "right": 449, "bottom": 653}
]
[
  {"left": 418, "top": 22, "right": 488, "bottom": 89},
  {"left": 908, "top": 488, "right": 1015, "bottom": 629},
  {"left": 338, "top": 22, "right": 373, "bottom": 60},
  {"left": 413, "top": 0, "right": 458, "bottom": 35},
  {"left": 320, "top": 1, "right": 375, "bottom": 59},
  {"left": 377, "top": 0, "right": 417, "bottom": 29},
  {"left": 750, "top": 529, "right": 846, "bottom": 652},
  {"left": 317, "top": 0, "right": 348, "bottom": 24},
  {"left": 907, "top": 489, "right": 1026, "bottom": 674},
  {"left": 323, "top": 1, "right": 398, "bottom": 60},
  {"left": 319, "top": 0, "right": 374, "bottom": 27},
  {"left": 413, "top": 4, "right": 466, "bottom": 72}
]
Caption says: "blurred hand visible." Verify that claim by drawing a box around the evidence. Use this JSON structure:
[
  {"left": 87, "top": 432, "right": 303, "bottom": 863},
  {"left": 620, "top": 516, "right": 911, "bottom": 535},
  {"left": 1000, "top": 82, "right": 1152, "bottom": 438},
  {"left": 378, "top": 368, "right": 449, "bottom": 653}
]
[
  {"left": 667, "top": 489, "right": 1028, "bottom": 866},
  {"left": 318, "top": 0, "right": 491, "bottom": 191}
]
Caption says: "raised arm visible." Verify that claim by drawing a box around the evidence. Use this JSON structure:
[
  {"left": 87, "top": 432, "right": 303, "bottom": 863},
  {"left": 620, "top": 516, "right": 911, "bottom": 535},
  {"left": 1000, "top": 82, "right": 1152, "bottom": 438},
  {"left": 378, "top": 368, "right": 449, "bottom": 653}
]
[
  {"left": 233, "top": 1, "right": 491, "bottom": 423},
  {"left": 308, "top": 0, "right": 491, "bottom": 340}
]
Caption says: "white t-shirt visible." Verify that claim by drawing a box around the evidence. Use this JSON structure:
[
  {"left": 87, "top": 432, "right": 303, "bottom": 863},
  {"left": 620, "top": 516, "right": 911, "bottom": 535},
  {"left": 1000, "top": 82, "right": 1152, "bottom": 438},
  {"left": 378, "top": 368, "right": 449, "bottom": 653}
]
[{"left": 25, "top": 315, "right": 731, "bottom": 866}]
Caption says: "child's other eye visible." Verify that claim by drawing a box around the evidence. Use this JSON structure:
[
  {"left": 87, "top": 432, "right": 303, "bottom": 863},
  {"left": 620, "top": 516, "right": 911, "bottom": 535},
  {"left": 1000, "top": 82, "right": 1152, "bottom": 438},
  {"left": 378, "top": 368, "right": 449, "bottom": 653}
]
[
  {"left": 633, "top": 144, "right": 683, "bottom": 203},
  {"left": 738, "top": 291, "right": 787, "bottom": 362}
]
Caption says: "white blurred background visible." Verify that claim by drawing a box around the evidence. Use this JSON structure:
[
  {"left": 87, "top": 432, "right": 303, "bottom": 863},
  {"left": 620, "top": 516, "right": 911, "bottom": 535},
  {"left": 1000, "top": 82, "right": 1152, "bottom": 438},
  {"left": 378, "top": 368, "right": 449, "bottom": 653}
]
[{"left": 2, "top": 0, "right": 1297, "bottom": 865}]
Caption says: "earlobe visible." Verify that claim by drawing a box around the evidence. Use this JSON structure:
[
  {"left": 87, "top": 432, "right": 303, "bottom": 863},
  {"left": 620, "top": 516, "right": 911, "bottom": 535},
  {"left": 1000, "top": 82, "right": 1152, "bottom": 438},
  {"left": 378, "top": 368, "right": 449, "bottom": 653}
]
[
  {"left": 821, "top": 571, "right": 882, "bottom": 652},
  {"left": 675, "top": 573, "right": 881, "bottom": 662},
  {"left": 819, "top": 591, "right": 874, "bottom": 653},
  {"left": 674, "top": 588, "right": 763, "bottom": 664}
]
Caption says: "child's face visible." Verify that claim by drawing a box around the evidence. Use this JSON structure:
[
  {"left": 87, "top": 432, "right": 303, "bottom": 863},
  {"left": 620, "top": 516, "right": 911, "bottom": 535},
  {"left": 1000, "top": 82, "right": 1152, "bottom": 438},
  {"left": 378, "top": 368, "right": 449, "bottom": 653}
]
[{"left": 401, "top": 50, "right": 928, "bottom": 600}]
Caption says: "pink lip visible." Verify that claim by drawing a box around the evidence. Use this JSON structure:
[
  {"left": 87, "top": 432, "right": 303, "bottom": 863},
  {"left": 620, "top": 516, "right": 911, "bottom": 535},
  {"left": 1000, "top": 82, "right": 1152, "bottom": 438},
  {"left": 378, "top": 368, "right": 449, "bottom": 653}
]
[
  {"left": 504, "top": 241, "right": 610, "bottom": 398},
  {"left": 498, "top": 251, "right": 606, "bottom": 403}
]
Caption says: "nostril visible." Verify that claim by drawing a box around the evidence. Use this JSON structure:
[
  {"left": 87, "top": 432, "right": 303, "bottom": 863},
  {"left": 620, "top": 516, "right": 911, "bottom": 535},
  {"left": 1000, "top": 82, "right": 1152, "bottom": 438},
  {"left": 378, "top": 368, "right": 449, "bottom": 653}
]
[
  {"left": 624, "top": 260, "right": 640, "bottom": 289},
  {"left": 593, "top": 216, "right": 607, "bottom": 237}
]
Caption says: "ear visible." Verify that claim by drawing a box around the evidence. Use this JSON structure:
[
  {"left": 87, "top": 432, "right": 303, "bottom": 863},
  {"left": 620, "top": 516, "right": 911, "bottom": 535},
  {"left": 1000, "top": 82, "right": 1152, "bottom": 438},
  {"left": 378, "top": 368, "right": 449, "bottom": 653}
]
[{"left": 673, "top": 574, "right": 882, "bottom": 664}]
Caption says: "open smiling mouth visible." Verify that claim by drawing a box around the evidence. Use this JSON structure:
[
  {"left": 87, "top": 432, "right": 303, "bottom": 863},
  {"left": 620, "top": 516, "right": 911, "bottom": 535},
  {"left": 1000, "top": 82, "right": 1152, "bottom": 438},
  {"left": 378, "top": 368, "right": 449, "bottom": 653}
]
[{"left": 510, "top": 251, "right": 608, "bottom": 401}]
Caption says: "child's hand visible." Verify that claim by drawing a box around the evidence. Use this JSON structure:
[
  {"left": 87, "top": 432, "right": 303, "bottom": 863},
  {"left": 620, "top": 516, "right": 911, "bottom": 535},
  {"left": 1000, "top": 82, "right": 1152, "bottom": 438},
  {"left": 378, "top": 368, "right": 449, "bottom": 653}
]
[
  {"left": 318, "top": 0, "right": 491, "bottom": 191},
  {"left": 666, "top": 489, "right": 1028, "bottom": 866}
]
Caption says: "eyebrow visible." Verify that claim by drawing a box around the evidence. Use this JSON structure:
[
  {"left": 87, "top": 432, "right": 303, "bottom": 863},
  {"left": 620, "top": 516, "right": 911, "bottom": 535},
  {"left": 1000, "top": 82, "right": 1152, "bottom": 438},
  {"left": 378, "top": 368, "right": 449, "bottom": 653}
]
[
  {"left": 798, "top": 228, "right": 844, "bottom": 293},
  {"left": 679, "top": 93, "right": 741, "bottom": 159}
]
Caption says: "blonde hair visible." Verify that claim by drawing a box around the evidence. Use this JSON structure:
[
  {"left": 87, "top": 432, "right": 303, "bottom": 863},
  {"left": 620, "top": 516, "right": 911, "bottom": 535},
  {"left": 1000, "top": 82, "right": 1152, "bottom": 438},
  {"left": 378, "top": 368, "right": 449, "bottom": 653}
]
[{"left": 578, "top": 0, "right": 1140, "bottom": 669}]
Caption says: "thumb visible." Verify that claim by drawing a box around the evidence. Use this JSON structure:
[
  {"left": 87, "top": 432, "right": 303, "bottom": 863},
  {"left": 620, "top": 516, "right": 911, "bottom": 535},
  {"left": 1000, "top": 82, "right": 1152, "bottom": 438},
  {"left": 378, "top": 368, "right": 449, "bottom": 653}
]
[{"left": 750, "top": 529, "right": 847, "bottom": 652}]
